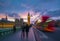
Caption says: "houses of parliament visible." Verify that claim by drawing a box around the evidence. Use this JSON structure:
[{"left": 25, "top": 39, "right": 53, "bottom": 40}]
[{"left": 0, "top": 12, "right": 31, "bottom": 28}]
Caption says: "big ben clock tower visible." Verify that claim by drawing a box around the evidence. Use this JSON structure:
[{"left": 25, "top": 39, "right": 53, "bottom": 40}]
[{"left": 27, "top": 12, "right": 30, "bottom": 26}]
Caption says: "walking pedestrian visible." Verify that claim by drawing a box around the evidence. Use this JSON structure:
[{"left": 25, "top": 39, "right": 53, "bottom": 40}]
[
  {"left": 25, "top": 23, "right": 30, "bottom": 38},
  {"left": 13, "top": 25, "right": 16, "bottom": 32}
]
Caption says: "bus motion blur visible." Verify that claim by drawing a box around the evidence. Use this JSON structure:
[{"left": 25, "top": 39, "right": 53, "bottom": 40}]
[{"left": 35, "top": 16, "right": 56, "bottom": 32}]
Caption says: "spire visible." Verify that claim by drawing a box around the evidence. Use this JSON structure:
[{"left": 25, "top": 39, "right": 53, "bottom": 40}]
[{"left": 6, "top": 15, "right": 7, "bottom": 21}]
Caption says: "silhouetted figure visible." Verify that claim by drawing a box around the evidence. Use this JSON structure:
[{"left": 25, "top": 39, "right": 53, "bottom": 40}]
[
  {"left": 21, "top": 22, "right": 30, "bottom": 40},
  {"left": 21, "top": 25, "right": 25, "bottom": 38},
  {"left": 25, "top": 24, "right": 30, "bottom": 38},
  {"left": 21, "top": 22, "right": 26, "bottom": 38},
  {"left": 13, "top": 25, "right": 16, "bottom": 32}
]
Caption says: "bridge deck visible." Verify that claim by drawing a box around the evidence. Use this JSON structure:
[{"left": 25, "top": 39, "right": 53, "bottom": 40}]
[{"left": 1, "top": 27, "right": 36, "bottom": 41}]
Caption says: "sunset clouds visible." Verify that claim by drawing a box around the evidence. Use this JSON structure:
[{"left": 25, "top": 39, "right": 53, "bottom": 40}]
[{"left": 0, "top": 0, "right": 60, "bottom": 21}]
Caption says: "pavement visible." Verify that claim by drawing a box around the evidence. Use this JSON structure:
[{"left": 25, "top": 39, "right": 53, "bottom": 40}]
[{"left": 1, "top": 27, "right": 36, "bottom": 41}]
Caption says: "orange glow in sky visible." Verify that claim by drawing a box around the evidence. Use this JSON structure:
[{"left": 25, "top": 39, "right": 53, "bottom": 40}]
[{"left": 0, "top": 11, "right": 41, "bottom": 22}]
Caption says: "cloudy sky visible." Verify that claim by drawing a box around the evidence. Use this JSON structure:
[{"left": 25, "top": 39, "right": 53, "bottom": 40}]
[{"left": 0, "top": 0, "right": 60, "bottom": 21}]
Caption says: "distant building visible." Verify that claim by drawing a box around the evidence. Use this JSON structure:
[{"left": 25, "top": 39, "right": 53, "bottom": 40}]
[
  {"left": 15, "top": 18, "right": 19, "bottom": 23},
  {"left": 15, "top": 18, "right": 20, "bottom": 27},
  {"left": 19, "top": 18, "right": 24, "bottom": 27},
  {"left": 0, "top": 15, "right": 8, "bottom": 22}
]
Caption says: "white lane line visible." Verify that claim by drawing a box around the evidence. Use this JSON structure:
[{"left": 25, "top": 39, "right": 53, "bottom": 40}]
[{"left": 33, "top": 28, "right": 48, "bottom": 39}]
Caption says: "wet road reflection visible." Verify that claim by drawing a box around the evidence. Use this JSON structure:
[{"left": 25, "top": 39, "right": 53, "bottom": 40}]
[
  {"left": 21, "top": 27, "right": 36, "bottom": 41},
  {"left": 1, "top": 27, "right": 36, "bottom": 41}
]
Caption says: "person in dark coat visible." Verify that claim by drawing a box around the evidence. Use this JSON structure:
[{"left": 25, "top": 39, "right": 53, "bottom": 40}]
[
  {"left": 13, "top": 25, "right": 16, "bottom": 32},
  {"left": 21, "top": 22, "right": 26, "bottom": 38},
  {"left": 25, "top": 23, "right": 30, "bottom": 38}
]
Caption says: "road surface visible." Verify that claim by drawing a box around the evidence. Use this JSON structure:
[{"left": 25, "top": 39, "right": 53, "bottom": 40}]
[
  {"left": 44, "top": 27, "right": 60, "bottom": 41},
  {"left": 33, "top": 28, "right": 54, "bottom": 41},
  {"left": 0, "top": 27, "right": 60, "bottom": 41},
  {"left": 33, "top": 27, "right": 60, "bottom": 41},
  {"left": 0, "top": 27, "right": 36, "bottom": 41}
]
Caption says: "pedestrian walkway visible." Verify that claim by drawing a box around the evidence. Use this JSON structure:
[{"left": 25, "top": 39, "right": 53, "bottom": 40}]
[{"left": 1, "top": 27, "right": 36, "bottom": 41}]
